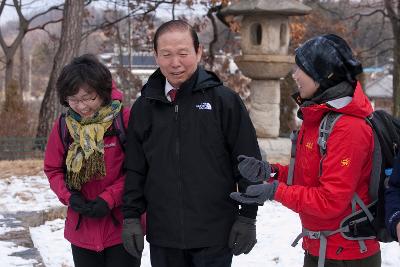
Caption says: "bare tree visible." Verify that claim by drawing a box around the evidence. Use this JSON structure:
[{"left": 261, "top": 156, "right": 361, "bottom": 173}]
[
  {"left": 18, "top": 40, "right": 27, "bottom": 94},
  {"left": 311, "top": 0, "right": 399, "bottom": 116},
  {"left": 384, "top": 0, "right": 400, "bottom": 116},
  {"left": 0, "top": 0, "right": 63, "bottom": 102},
  {"left": 36, "top": 0, "right": 85, "bottom": 138}
]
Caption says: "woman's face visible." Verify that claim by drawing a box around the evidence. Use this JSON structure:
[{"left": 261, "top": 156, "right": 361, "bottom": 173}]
[
  {"left": 292, "top": 66, "right": 319, "bottom": 99},
  {"left": 66, "top": 86, "right": 103, "bottom": 119}
]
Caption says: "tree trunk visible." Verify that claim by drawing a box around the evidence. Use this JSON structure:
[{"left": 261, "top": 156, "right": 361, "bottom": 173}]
[
  {"left": 5, "top": 58, "right": 14, "bottom": 94},
  {"left": 4, "top": 53, "right": 24, "bottom": 104},
  {"left": 36, "top": 0, "right": 85, "bottom": 138},
  {"left": 384, "top": 0, "right": 400, "bottom": 117},
  {"left": 393, "top": 37, "right": 400, "bottom": 117},
  {"left": 19, "top": 43, "right": 27, "bottom": 95}
]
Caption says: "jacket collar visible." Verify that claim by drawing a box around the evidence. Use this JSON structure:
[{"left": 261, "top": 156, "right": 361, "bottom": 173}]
[
  {"left": 299, "top": 82, "right": 373, "bottom": 124},
  {"left": 141, "top": 66, "right": 222, "bottom": 102}
]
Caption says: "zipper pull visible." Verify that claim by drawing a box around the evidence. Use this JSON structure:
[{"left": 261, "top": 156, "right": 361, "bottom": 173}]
[{"left": 175, "top": 105, "right": 179, "bottom": 120}]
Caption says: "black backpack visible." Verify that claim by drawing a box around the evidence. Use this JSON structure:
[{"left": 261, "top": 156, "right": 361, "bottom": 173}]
[
  {"left": 58, "top": 110, "right": 127, "bottom": 153},
  {"left": 288, "top": 110, "right": 400, "bottom": 267},
  {"left": 315, "top": 110, "right": 400, "bottom": 243}
]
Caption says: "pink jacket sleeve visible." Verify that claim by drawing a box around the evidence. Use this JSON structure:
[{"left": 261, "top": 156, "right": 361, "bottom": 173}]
[{"left": 44, "top": 117, "right": 72, "bottom": 205}]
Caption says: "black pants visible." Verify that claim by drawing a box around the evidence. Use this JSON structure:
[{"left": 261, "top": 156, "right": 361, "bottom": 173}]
[
  {"left": 150, "top": 244, "right": 233, "bottom": 267},
  {"left": 71, "top": 244, "right": 141, "bottom": 267},
  {"left": 303, "top": 251, "right": 381, "bottom": 267}
]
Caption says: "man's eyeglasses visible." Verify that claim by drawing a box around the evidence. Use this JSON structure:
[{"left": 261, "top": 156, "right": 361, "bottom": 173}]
[{"left": 67, "top": 95, "right": 98, "bottom": 106}]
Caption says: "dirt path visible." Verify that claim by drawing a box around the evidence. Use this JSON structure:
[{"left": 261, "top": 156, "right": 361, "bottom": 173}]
[{"left": 0, "top": 160, "right": 43, "bottom": 179}]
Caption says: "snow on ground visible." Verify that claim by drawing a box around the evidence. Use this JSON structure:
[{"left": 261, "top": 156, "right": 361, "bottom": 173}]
[
  {"left": 0, "top": 175, "right": 62, "bottom": 212},
  {"left": 1, "top": 174, "right": 400, "bottom": 266},
  {"left": 0, "top": 240, "right": 38, "bottom": 267},
  {"left": 28, "top": 201, "right": 400, "bottom": 267},
  {"left": 30, "top": 219, "right": 72, "bottom": 267},
  {"left": 0, "top": 216, "right": 38, "bottom": 266}
]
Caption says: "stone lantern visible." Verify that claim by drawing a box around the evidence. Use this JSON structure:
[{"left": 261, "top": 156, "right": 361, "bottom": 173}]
[{"left": 222, "top": 0, "right": 311, "bottom": 141}]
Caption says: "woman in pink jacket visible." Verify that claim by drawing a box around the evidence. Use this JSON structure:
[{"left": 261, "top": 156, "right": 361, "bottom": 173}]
[{"left": 44, "top": 54, "right": 142, "bottom": 267}]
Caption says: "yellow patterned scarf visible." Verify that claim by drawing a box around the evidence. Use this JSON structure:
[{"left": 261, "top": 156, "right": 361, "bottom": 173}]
[{"left": 65, "top": 100, "right": 122, "bottom": 190}]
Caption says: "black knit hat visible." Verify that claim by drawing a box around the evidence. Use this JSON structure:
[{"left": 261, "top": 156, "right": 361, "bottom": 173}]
[{"left": 295, "top": 34, "right": 363, "bottom": 90}]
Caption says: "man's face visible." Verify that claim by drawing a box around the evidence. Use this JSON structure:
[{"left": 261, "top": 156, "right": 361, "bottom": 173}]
[{"left": 155, "top": 30, "right": 202, "bottom": 89}]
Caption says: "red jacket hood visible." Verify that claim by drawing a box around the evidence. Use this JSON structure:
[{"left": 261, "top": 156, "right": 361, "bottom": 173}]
[
  {"left": 111, "top": 80, "right": 123, "bottom": 101},
  {"left": 300, "top": 82, "right": 373, "bottom": 124}
]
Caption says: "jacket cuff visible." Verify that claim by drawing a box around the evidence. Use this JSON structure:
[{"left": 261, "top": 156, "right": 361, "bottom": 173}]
[
  {"left": 273, "top": 183, "right": 285, "bottom": 203},
  {"left": 65, "top": 191, "right": 72, "bottom": 206},
  {"left": 274, "top": 163, "right": 289, "bottom": 183},
  {"left": 99, "top": 190, "right": 115, "bottom": 209},
  {"left": 122, "top": 208, "right": 142, "bottom": 219},
  {"left": 239, "top": 204, "right": 258, "bottom": 219},
  {"left": 388, "top": 211, "right": 400, "bottom": 239}
]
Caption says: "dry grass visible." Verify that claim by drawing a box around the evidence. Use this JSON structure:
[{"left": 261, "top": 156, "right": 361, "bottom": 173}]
[{"left": 0, "top": 159, "right": 43, "bottom": 179}]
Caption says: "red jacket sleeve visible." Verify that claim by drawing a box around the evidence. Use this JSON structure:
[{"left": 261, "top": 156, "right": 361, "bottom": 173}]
[
  {"left": 274, "top": 117, "right": 373, "bottom": 220},
  {"left": 99, "top": 107, "right": 131, "bottom": 209},
  {"left": 273, "top": 163, "right": 289, "bottom": 183},
  {"left": 44, "top": 117, "right": 71, "bottom": 206}
]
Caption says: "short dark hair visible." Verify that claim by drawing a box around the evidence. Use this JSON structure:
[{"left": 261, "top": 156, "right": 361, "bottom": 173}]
[
  {"left": 153, "top": 20, "right": 200, "bottom": 53},
  {"left": 57, "top": 54, "right": 112, "bottom": 107}
]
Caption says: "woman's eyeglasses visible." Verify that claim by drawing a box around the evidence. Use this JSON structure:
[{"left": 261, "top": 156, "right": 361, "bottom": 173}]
[{"left": 67, "top": 95, "right": 98, "bottom": 106}]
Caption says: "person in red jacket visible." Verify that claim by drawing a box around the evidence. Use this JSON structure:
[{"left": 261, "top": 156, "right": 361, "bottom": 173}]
[
  {"left": 230, "top": 34, "right": 381, "bottom": 267},
  {"left": 44, "top": 54, "right": 142, "bottom": 267}
]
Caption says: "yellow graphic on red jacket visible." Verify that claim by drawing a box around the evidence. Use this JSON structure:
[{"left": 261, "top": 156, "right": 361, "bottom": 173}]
[
  {"left": 305, "top": 142, "right": 313, "bottom": 150},
  {"left": 341, "top": 158, "right": 351, "bottom": 167}
]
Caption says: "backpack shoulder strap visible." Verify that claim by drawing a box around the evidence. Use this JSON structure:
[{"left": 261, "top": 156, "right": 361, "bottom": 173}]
[
  {"left": 317, "top": 111, "right": 343, "bottom": 176},
  {"left": 287, "top": 112, "right": 343, "bottom": 185},
  {"left": 58, "top": 113, "right": 71, "bottom": 175},
  {"left": 112, "top": 109, "right": 127, "bottom": 152},
  {"left": 58, "top": 113, "right": 70, "bottom": 152},
  {"left": 318, "top": 111, "right": 343, "bottom": 155},
  {"left": 287, "top": 130, "right": 298, "bottom": 186},
  {"left": 365, "top": 116, "right": 382, "bottom": 202}
]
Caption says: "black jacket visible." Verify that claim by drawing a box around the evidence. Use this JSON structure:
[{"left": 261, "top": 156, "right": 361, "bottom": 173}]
[{"left": 123, "top": 66, "right": 261, "bottom": 249}]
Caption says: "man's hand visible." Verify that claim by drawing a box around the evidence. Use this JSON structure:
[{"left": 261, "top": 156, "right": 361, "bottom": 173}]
[
  {"left": 237, "top": 155, "right": 271, "bottom": 183},
  {"left": 230, "top": 181, "right": 279, "bottom": 205},
  {"left": 122, "top": 218, "right": 144, "bottom": 258},
  {"left": 228, "top": 216, "right": 257, "bottom": 255}
]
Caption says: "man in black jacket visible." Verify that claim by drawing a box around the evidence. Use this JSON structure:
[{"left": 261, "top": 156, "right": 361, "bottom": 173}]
[{"left": 122, "top": 20, "right": 262, "bottom": 267}]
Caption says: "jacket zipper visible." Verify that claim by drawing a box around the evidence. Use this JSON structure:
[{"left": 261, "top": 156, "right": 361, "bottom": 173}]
[
  {"left": 300, "top": 128, "right": 305, "bottom": 144},
  {"left": 174, "top": 104, "right": 185, "bottom": 247}
]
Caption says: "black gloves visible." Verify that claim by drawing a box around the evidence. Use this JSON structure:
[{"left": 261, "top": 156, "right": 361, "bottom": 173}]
[
  {"left": 69, "top": 192, "right": 110, "bottom": 218},
  {"left": 233, "top": 155, "right": 278, "bottom": 205},
  {"left": 230, "top": 180, "right": 279, "bottom": 205},
  {"left": 230, "top": 181, "right": 279, "bottom": 205},
  {"left": 122, "top": 218, "right": 144, "bottom": 258},
  {"left": 69, "top": 191, "right": 89, "bottom": 214},
  {"left": 237, "top": 155, "right": 271, "bottom": 182},
  {"left": 228, "top": 216, "right": 257, "bottom": 255},
  {"left": 85, "top": 197, "right": 110, "bottom": 218}
]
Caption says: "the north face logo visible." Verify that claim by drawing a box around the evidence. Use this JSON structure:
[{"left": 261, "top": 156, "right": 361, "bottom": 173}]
[{"left": 196, "top": 102, "right": 212, "bottom": 110}]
